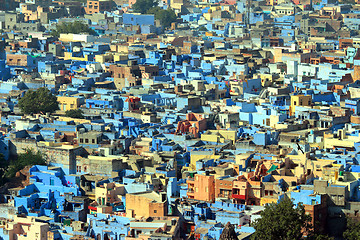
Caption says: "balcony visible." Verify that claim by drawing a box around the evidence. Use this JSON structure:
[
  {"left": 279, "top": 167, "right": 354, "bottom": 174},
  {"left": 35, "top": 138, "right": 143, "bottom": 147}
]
[{"left": 217, "top": 194, "right": 230, "bottom": 198}]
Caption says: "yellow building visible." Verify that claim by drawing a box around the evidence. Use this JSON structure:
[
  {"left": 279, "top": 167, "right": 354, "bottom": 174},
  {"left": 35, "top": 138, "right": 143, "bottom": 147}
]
[
  {"left": 1, "top": 216, "right": 49, "bottom": 240},
  {"left": 92, "top": 52, "right": 128, "bottom": 63},
  {"left": 94, "top": 53, "right": 114, "bottom": 63},
  {"left": 57, "top": 96, "right": 80, "bottom": 112},
  {"left": 126, "top": 191, "right": 167, "bottom": 218},
  {"left": 203, "top": 54, "right": 217, "bottom": 62},
  {"left": 201, "top": 130, "right": 237, "bottom": 144},
  {"left": 260, "top": 196, "right": 279, "bottom": 206},
  {"left": 57, "top": 116, "right": 91, "bottom": 124},
  {"left": 258, "top": 73, "right": 275, "bottom": 87},
  {"left": 114, "top": 53, "right": 128, "bottom": 62},
  {"left": 323, "top": 129, "right": 360, "bottom": 149},
  {"left": 110, "top": 44, "right": 129, "bottom": 53},
  {"left": 190, "top": 150, "right": 221, "bottom": 169},
  {"left": 63, "top": 52, "right": 91, "bottom": 61},
  {"left": 268, "top": 0, "right": 277, "bottom": 5},
  {"left": 203, "top": 11, "right": 211, "bottom": 20},
  {"left": 289, "top": 95, "right": 312, "bottom": 116},
  {"left": 95, "top": 182, "right": 124, "bottom": 206}
]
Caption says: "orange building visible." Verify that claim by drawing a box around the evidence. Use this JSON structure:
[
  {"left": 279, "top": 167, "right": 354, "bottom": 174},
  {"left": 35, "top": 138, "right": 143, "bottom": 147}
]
[
  {"left": 339, "top": 39, "right": 353, "bottom": 49},
  {"left": 85, "top": 0, "right": 114, "bottom": 14},
  {"left": 125, "top": 96, "right": 140, "bottom": 111},
  {"left": 304, "top": 195, "right": 328, "bottom": 233},
  {"left": 126, "top": 191, "right": 167, "bottom": 218},
  {"left": 310, "top": 56, "right": 340, "bottom": 65},
  {"left": 215, "top": 176, "right": 234, "bottom": 200},
  {"left": 232, "top": 175, "right": 249, "bottom": 204},
  {"left": 6, "top": 54, "right": 34, "bottom": 67},
  {"left": 187, "top": 173, "right": 215, "bottom": 202},
  {"left": 289, "top": 95, "right": 312, "bottom": 116},
  {"left": 175, "top": 113, "right": 207, "bottom": 138}
]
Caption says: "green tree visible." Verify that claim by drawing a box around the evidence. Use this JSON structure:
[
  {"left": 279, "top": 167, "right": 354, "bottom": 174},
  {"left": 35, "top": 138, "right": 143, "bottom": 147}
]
[
  {"left": 343, "top": 217, "right": 360, "bottom": 240},
  {"left": 65, "top": 109, "right": 84, "bottom": 119},
  {"left": 198, "top": 26, "right": 208, "bottom": 31},
  {"left": 6, "top": 149, "right": 47, "bottom": 179},
  {"left": 308, "top": 233, "right": 334, "bottom": 240},
  {"left": 147, "top": 7, "right": 177, "bottom": 28},
  {"left": 132, "top": 0, "right": 158, "bottom": 14},
  {"left": 18, "top": 87, "right": 59, "bottom": 115},
  {"left": 51, "top": 21, "right": 96, "bottom": 38},
  {"left": 340, "top": 0, "right": 355, "bottom": 4},
  {"left": 0, "top": 154, "right": 9, "bottom": 185},
  {"left": 251, "top": 198, "right": 312, "bottom": 240}
]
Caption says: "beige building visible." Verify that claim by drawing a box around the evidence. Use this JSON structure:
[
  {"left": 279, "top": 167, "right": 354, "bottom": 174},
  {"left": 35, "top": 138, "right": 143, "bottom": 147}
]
[
  {"left": 201, "top": 129, "right": 237, "bottom": 144},
  {"left": 289, "top": 95, "right": 312, "bottom": 116},
  {"left": 57, "top": 96, "right": 81, "bottom": 112},
  {"left": 95, "top": 182, "right": 124, "bottom": 205},
  {"left": 0, "top": 216, "right": 49, "bottom": 240},
  {"left": 126, "top": 191, "right": 167, "bottom": 218}
]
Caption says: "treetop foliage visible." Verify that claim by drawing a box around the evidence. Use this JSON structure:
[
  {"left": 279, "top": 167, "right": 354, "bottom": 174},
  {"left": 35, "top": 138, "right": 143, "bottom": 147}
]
[
  {"left": 6, "top": 148, "right": 47, "bottom": 179},
  {"left": 132, "top": 0, "right": 177, "bottom": 28},
  {"left": 18, "top": 87, "right": 59, "bottom": 115},
  {"left": 51, "top": 21, "right": 96, "bottom": 38},
  {"left": 343, "top": 217, "right": 360, "bottom": 240},
  {"left": 251, "top": 198, "right": 311, "bottom": 240},
  {"left": 65, "top": 109, "right": 84, "bottom": 119},
  {"left": 132, "top": 0, "right": 158, "bottom": 14},
  {"left": 250, "top": 198, "right": 332, "bottom": 240}
]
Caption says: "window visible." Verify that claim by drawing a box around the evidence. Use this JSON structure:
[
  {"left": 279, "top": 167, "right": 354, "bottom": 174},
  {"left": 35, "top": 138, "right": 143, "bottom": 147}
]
[
  {"left": 85, "top": 139, "right": 89, "bottom": 143},
  {"left": 92, "top": 139, "right": 95, "bottom": 144},
  {"left": 294, "top": 101, "right": 297, "bottom": 106},
  {"left": 50, "top": 179, "right": 54, "bottom": 185},
  {"left": 154, "top": 210, "right": 157, "bottom": 213},
  {"left": 80, "top": 138, "right": 84, "bottom": 143}
]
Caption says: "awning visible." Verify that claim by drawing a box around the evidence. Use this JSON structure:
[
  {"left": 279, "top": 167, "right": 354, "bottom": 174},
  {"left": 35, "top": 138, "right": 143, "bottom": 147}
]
[{"left": 267, "top": 164, "right": 278, "bottom": 173}]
